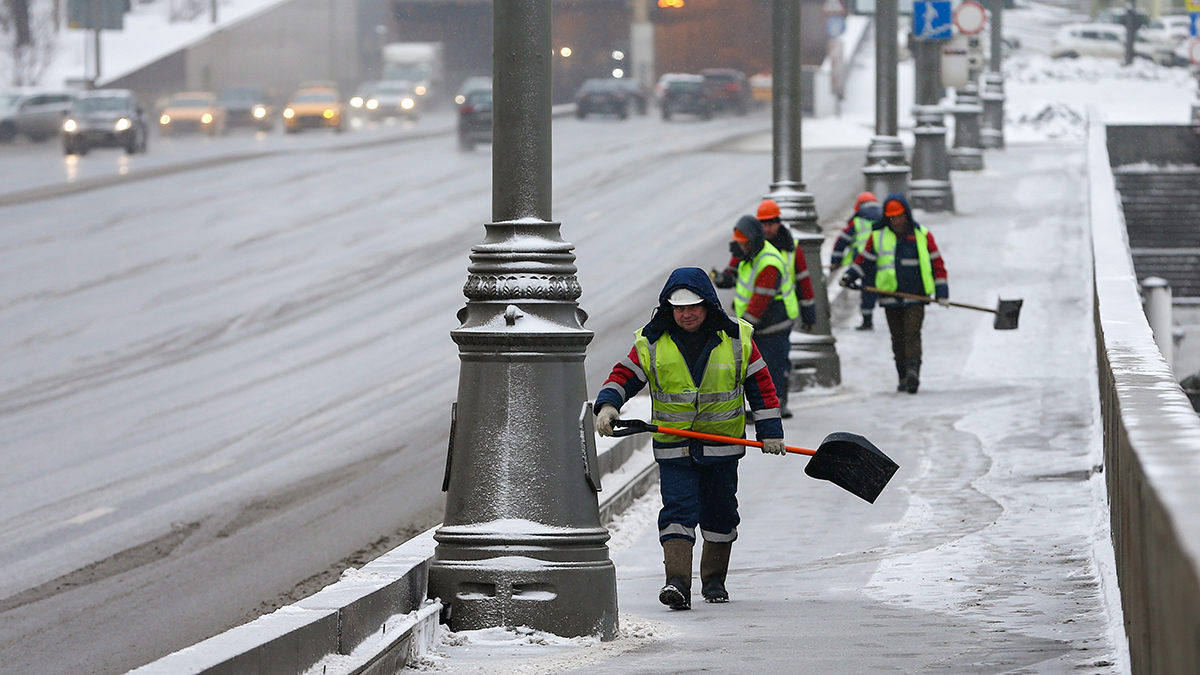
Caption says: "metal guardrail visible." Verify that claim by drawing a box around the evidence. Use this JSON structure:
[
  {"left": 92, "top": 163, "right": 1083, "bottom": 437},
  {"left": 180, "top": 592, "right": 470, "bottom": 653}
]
[
  {"left": 126, "top": 395, "right": 655, "bottom": 675},
  {"left": 1089, "top": 115, "right": 1200, "bottom": 675}
]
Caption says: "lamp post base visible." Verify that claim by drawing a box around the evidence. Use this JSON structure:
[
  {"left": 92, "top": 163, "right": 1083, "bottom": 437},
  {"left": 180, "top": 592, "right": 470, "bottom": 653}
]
[
  {"left": 863, "top": 135, "right": 910, "bottom": 197},
  {"left": 909, "top": 107, "right": 954, "bottom": 213}
]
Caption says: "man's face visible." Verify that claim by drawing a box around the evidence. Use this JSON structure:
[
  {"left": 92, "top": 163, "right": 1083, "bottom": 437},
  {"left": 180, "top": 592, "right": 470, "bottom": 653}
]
[
  {"left": 888, "top": 213, "right": 907, "bottom": 233},
  {"left": 736, "top": 240, "right": 751, "bottom": 255},
  {"left": 673, "top": 304, "right": 707, "bottom": 332},
  {"left": 761, "top": 218, "right": 781, "bottom": 239}
]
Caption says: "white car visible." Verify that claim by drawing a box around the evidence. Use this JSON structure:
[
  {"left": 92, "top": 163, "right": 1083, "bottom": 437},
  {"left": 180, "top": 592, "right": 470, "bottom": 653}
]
[{"left": 1051, "top": 23, "right": 1174, "bottom": 64}]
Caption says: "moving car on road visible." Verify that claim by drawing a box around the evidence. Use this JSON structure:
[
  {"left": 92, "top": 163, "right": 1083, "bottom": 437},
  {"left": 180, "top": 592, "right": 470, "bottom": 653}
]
[
  {"left": 283, "top": 86, "right": 344, "bottom": 133},
  {"left": 219, "top": 86, "right": 274, "bottom": 131},
  {"left": 574, "top": 79, "right": 629, "bottom": 120},
  {"left": 159, "top": 91, "right": 225, "bottom": 136},
  {"left": 700, "top": 68, "right": 751, "bottom": 116},
  {"left": 62, "top": 89, "right": 148, "bottom": 155},
  {"left": 457, "top": 86, "right": 492, "bottom": 151},
  {"left": 1051, "top": 22, "right": 1176, "bottom": 64},
  {"left": 350, "top": 81, "right": 418, "bottom": 120},
  {"left": 661, "top": 74, "right": 714, "bottom": 121},
  {"left": 0, "top": 91, "right": 76, "bottom": 142}
]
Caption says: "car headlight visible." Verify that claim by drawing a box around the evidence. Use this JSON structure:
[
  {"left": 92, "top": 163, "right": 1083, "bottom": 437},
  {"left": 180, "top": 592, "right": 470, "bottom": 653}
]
[
  {"left": 63, "top": 119, "right": 77, "bottom": 132},
  {"left": 350, "top": 96, "right": 364, "bottom": 108},
  {"left": 365, "top": 99, "right": 378, "bottom": 110},
  {"left": 414, "top": 85, "right": 427, "bottom": 96},
  {"left": 455, "top": 94, "right": 466, "bottom": 105},
  {"left": 283, "top": 108, "right": 294, "bottom": 119},
  {"left": 253, "top": 106, "right": 267, "bottom": 119},
  {"left": 160, "top": 114, "right": 171, "bottom": 125},
  {"left": 115, "top": 117, "right": 131, "bottom": 131},
  {"left": 401, "top": 98, "right": 415, "bottom": 110},
  {"left": 201, "top": 113, "right": 213, "bottom": 124},
  {"left": 323, "top": 109, "right": 335, "bottom": 119}
]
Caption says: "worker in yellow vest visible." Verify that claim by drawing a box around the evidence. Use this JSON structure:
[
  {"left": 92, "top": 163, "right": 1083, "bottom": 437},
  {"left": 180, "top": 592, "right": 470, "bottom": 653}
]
[
  {"left": 842, "top": 194, "right": 949, "bottom": 393},
  {"left": 594, "top": 267, "right": 785, "bottom": 609}
]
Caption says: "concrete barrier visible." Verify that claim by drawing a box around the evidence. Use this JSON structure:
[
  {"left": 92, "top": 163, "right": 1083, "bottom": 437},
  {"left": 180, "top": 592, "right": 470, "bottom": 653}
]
[
  {"left": 1089, "top": 114, "right": 1200, "bottom": 675},
  {"left": 127, "top": 395, "right": 655, "bottom": 675}
]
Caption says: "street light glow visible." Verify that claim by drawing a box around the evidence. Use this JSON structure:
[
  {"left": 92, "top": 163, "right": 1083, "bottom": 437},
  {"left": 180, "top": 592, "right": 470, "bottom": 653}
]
[
  {"left": 612, "top": 68, "right": 624, "bottom": 78},
  {"left": 612, "top": 50, "right": 625, "bottom": 60},
  {"left": 560, "top": 46, "right": 572, "bottom": 57},
  {"left": 658, "top": 0, "right": 684, "bottom": 7}
]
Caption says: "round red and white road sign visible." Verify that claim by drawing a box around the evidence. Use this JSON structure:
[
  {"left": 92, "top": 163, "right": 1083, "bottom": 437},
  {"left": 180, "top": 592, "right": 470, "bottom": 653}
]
[
  {"left": 954, "top": 1, "right": 987, "bottom": 35},
  {"left": 1189, "top": 37, "right": 1200, "bottom": 65}
]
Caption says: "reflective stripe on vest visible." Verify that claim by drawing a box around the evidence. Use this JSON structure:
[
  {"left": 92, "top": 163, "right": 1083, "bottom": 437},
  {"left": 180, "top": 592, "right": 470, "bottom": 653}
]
[
  {"left": 841, "top": 216, "right": 875, "bottom": 266},
  {"left": 872, "top": 225, "right": 935, "bottom": 296},
  {"left": 633, "top": 319, "right": 755, "bottom": 451},
  {"left": 733, "top": 242, "right": 799, "bottom": 320}
]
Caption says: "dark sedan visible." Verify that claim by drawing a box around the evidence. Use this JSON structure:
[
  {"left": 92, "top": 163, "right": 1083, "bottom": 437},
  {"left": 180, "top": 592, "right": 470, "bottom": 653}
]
[
  {"left": 62, "top": 90, "right": 148, "bottom": 155},
  {"left": 661, "top": 75, "right": 714, "bottom": 121},
  {"left": 574, "top": 79, "right": 629, "bottom": 120},
  {"left": 457, "top": 87, "right": 492, "bottom": 151},
  {"left": 219, "top": 86, "right": 274, "bottom": 131}
]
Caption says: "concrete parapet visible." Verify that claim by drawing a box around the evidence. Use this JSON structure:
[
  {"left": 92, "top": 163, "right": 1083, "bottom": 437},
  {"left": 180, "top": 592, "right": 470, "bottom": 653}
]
[{"left": 1089, "top": 113, "right": 1200, "bottom": 675}]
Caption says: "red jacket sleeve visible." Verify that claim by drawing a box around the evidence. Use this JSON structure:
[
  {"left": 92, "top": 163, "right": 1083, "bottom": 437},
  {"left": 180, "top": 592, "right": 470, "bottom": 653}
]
[
  {"left": 793, "top": 249, "right": 815, "bottom": 304},
  {"left": 742, "top": 265, "right": 781, "bottom": 323}
]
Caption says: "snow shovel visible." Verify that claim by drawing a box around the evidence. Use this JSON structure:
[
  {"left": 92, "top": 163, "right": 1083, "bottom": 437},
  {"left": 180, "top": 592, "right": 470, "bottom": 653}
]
[
  {"left": 862, "top": 286, "right": 1023, "bottom": 330},
  {"left": 609, "top": 419, "right": 899, "bottom": 504}
]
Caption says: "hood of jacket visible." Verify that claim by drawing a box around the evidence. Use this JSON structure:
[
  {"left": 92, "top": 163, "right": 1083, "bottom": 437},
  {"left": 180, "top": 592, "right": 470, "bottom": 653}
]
[
  {"left": 857, "top": 201, "right": 882, "bottom": 223},
  {"left": 642, "top": 267, "right": 739, "bottom": 342},
  {"left": 880, "top": 192, "right": 918, "bottom": 232},
  {"left": 734, "top": 215, "right": 765, "bottom": 260}
]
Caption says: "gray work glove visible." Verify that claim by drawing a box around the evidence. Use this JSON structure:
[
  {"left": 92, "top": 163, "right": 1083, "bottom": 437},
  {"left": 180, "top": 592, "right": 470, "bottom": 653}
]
[
  {"left": 937, "top": 298, "right": 950, "bottom": 307},
  {"left": 595, "top": 405, "right": 620, "bottom": 437},
  {"left": 761, "top": 438, "right": 786, "bottom": 455}
]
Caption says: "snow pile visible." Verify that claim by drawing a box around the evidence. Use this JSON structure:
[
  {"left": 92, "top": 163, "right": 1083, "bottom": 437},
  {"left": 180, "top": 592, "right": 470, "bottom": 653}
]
[
  {"left": 605, "top": 490, "right": 658, "bottom": 552},
  {"left": 1112, "top": 161, "right": 1200, "bottom": 173},
  {"left": 409, "top": 615, "right": 673, "bottom": 673},
  {"left": 1002, "top": 54, "right": 1198, "bottom": 142}
]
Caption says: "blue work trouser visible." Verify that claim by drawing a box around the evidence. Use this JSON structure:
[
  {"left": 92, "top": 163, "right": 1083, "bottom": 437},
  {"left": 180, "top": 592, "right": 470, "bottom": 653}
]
[
  {"left": 753, "top": 329, "right": 791, "bottom": 410},
  {"left": 657, "top": 454, "right": 740, "bottom": 544},
  {"left": 861, "top": 288, "right": 877, "bottom": 312}
]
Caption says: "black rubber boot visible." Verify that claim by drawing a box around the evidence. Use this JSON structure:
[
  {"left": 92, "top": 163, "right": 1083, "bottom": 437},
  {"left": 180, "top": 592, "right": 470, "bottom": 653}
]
[
  {"left": 896, "top": 360, "right": 907, "bottom": 392},
  {"left": 905, "top": 359, "right": 922, "bottom": 394},
  {"left": 700, "top": 541, "right": 732, "bottom": 603},
  {"left": 659, "top": 538, "right": 693, "bottom": 610},
  {"left": 856, "top": 313, "right": 874, "bottom": 331}
]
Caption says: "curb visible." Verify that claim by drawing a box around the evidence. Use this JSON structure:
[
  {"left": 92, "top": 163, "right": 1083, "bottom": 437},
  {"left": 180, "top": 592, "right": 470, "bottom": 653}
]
[{"left": 127, "top": 392, "right": 654, "bottom": 675}]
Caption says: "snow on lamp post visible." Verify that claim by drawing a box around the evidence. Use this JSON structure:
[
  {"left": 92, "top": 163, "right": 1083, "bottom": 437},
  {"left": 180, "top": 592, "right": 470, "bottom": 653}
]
[
  {"left": 426, "top": 0, "right": 618, "bottom": 639},
  {"left": 769, "top": 0, "right": 842, "bottom": 388}
]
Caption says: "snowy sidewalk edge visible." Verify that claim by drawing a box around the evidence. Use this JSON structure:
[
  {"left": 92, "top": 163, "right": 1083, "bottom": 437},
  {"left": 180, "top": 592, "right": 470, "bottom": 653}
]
[{"left": 124, "top": 395, "right": 655, "bottom": 675}]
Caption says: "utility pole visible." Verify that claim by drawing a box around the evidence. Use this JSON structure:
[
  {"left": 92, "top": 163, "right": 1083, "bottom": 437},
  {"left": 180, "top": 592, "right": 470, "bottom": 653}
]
[
  {"left": 980, "top": 0, "right": 1005, "bottom": 148},
  {"left": 427, "top": 0, "right": 619, "bottom": 640},
  {"left": 863, "top": 0, "right": 910, "bottom": 199},
  {"left": 630, "top": 0, "right": 655, "bottom": 92},
  {"left": 769, "top": 0, "right": 841, "bottom": 388},
  {"left": 909, "top": 32, "right": 954, "bottom": 212}
]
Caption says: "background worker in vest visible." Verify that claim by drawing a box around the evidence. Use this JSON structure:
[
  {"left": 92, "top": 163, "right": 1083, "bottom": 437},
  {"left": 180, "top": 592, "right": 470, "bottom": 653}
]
[
  {"left": 711, "top": 214, "right": 814, "bottom": 418},
  {"left": 830, "top": 192, "right": 883, "bottom": 330},
  {"left": 594, "top": 267, "right": 785, "bottom": 610},
  {"left": 841, "top": 193, "right": 949, "bottom": 393},
  {"left": 754, "top": 199, "right": 819, "bottom": 333}
]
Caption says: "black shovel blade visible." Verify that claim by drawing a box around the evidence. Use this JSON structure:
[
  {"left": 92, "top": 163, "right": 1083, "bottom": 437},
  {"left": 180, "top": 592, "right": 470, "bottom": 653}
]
[
  {"left": 804, "top": 432, "right": 899, "bottom": 504},
  {"left": 993, "top": 298, "right": 1023, "bottom": 330}
]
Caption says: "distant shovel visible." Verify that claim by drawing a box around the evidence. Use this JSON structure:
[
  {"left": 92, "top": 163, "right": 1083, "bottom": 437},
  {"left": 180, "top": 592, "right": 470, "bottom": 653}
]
[
  {"left": 610, "top": 419, "right": 899, "bottom": 503},
  {"left": 862, "top": 286, "right": 1023, "bottom": 330}
]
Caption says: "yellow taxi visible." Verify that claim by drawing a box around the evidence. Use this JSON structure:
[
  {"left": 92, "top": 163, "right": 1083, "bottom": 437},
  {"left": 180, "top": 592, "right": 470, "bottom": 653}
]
[
  {"left": 159, "top": 91, "right": 225, "bottom": 136},
  {"left": 282, "top": 87, "right": 344, "bottom": 133}
]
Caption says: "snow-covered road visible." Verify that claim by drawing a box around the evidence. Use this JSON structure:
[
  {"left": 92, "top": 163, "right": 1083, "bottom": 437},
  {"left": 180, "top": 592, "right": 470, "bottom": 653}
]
[{"left": 0, "top": 109, "right": 865, "bottom": 675}]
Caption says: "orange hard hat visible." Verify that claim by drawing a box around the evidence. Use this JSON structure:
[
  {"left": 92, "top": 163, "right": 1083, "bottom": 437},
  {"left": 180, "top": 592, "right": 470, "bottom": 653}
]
[
  {"left": 757, "top": 199, "right": 781, "bottom": 221},
  {"left": 732, "top": 228, "right": 750, "bottom": 243},
  {"left": 884, "top": 199, "right": 905, "bottom": 217},
  {"left": 855, "top": 192, "right": 878, "bottom": 210}
]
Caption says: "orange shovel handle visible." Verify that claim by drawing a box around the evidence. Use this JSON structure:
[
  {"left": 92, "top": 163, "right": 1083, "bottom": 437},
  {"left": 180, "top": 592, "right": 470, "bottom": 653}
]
[{"left": 652, "top": 425, "right": 816, "bottom": 456}]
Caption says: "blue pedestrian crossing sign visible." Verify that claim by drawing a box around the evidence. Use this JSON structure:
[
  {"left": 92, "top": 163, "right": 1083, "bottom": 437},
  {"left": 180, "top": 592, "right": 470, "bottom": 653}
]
[
  {"left": 913, "top": 0, "right": 953, "bottom": 41},
  {"left": 1190, "top": 12, "right": 1199, "bottom": 37}
]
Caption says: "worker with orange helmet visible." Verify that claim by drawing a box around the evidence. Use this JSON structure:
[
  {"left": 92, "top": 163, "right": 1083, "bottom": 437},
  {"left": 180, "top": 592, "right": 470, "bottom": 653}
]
[
  {"left": 711, "top": 200, "right": 816, "bottom": 418},
  {"left": 830, "top": 192, "right": 883, "bottom": 330},
  {"left": 841, "top": 193, "right": 949, "bottom": 394}
]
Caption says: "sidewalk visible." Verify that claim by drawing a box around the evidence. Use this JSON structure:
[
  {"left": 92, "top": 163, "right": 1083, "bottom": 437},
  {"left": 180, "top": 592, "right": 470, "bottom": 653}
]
[{"left": 424, "top": 143, "right": 1128, "bottom": 674}]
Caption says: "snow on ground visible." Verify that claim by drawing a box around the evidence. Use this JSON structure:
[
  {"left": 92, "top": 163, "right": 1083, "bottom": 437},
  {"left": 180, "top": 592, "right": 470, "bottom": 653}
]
[
  {"left": 1003, "top": 54, "right": 1198, "bottom": 142},
  {"left": 407, "top": 615, "right": 674, "bottom": 674}
]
